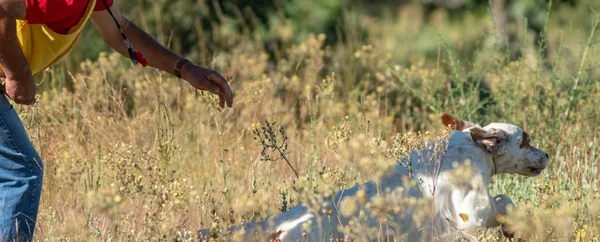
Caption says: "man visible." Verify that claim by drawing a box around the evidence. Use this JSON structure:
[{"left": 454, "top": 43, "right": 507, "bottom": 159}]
[{"left": 0, "top": 0, "right": 234, "bottom": 240}]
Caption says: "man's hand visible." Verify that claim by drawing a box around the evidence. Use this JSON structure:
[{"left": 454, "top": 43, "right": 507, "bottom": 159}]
[
  {"left": 91, "top": 4, "right": 234, "bottom": 108},
  {"left": 181, "top": 63, "right": 233, "bottom": 108},
  {"left": 3, "top": 75, "right": 37, "bottom": 105}
]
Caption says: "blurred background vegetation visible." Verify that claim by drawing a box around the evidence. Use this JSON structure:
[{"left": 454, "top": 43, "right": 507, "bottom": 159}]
[
  {"left": 65, "top": 0, "right": 583, "bottom": 65},
  {"left": 51, "top": 0, "right": 585, "bottom": 78},
  {"left": 47, "top": 0, "right": 599, "bottom": 121}
]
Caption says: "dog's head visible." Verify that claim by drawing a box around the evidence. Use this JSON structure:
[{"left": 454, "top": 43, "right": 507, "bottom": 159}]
[{"left": 441, "top": 113, "right": 549, "bottom": 177}]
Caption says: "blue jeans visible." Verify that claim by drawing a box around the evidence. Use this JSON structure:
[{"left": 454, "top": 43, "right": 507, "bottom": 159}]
[{"left": 0, "top": 94, "right": 43, "bottom": 242}]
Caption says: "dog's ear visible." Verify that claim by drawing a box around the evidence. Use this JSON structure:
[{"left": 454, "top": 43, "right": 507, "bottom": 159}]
[
  {"left": 440, "top": 113, "right": 477, "bottom": 130},
  {"left": 469, "top": 127, "right": 509, "bottom": 154}
]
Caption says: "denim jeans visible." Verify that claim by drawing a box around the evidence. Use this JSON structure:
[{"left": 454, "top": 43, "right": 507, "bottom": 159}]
[{"left": 0, "top": 94, "right": 43, "bottom": 242}]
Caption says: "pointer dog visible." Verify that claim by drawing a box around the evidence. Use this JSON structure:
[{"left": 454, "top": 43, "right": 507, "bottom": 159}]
[{"left": 199, "top": 113, "right": 549, "bottom": 241}]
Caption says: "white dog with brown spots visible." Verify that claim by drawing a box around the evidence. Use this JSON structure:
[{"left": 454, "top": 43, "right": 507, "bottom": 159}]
[{"left": 198, "top": 113, "right": 549, "bottom": 241}]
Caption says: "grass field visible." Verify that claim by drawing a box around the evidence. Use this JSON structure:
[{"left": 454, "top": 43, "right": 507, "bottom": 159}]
[{"left": 20, "top": 1, "right": 600, "bottom": 241}]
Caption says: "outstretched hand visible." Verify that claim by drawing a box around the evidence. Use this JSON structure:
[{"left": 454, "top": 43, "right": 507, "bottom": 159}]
[{"left": 181, "top": 63, "right": 233, "bottom": 108}]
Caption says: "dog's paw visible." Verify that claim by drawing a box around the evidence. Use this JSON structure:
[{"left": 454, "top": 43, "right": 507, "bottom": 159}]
[
  {"left": 493, "top": 194, "right": 516, "bottom": 238},
  {"left": 501, "top": 224, "right": 516, "bottom": 239}
]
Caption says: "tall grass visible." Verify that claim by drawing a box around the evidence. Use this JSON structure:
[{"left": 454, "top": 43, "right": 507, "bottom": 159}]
[{"left": 18, "top": 1, "right": 600, "bottom": 241}]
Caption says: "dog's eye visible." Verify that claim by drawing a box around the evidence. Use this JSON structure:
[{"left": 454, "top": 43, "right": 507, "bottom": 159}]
[{"left": 520, "top": 132, "right": 530, "bottom": 148}]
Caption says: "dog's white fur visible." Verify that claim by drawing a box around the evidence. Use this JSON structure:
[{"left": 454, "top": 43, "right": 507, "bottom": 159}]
[{"left": 199, "top": 114, "right": 549, "bottom": 241}]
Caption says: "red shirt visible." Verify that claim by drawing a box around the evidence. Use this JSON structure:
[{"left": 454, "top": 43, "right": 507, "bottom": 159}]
[{"left": 26, "top": 0, "right": 114, "bottom": 34}]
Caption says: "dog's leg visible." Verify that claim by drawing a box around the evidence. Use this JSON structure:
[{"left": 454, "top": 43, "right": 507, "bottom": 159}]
[
  {"left": 492, "top": 194, "right": 516, "bottom": 238},
  {"left": 449, "top": 184, "right": 515, "bottom": 239}
]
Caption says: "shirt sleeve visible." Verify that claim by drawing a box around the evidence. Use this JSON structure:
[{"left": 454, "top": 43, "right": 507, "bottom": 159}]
[{"left": 94, "top": 0, "right": 114, "bottom": 11}]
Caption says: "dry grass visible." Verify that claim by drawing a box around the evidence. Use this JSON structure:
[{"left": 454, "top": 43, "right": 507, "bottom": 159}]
[{"left": 16, "top": 1, "right": 600, "bottom": 241}]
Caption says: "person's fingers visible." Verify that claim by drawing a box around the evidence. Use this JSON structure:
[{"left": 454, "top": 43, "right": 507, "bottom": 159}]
[
  {"left": 26, "top": 97, "right": 35, "bottom": 105},
  {"left": 21, "top": 96, "right": 35, "bottom": 105},
  {"left": 196, "top": 77, "right": 220, "bottom": 95},
  {"left": 12, "top": 96, "right": 34, "bottom": 105},
  {"left": 208, "top": 72, "right": 233, "bottom": 107},
  {"left": 227, "top": 90, "right": 234, "bottom": 107},
  {"left": 219, "top": 93, "right": 225, "bottom": 108}
]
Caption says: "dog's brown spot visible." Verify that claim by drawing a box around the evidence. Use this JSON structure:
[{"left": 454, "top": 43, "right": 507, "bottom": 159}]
[
  {"left": 520, "top": 132, "right": 530, "bottom": 148},
  {"left": 440, "top": 113, "right": 456, "bottom": 129},
  {"left": 440, "top": 113, "right": 477, "bottom": 130}
]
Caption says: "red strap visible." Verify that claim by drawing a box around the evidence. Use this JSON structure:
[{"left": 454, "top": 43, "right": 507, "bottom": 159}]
[{"left": 135, "top": 51, "right": 148, "bottom": 67}]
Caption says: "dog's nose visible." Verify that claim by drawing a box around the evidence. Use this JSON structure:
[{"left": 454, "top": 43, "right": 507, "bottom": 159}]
[{"left": 544, "top": 152, "right": 549, "bottom": 159}]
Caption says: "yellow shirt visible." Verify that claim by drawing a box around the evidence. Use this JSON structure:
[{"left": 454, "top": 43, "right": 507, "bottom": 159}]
[{"left": 0, "top": 0, "right": 96, "bottom": 76}]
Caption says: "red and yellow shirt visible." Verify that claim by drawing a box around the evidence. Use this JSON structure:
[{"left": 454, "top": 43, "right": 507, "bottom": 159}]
[
  {"left": 26, "top": 0, "right": 114, "bottom": 34},
  {"left": 0, "top": 0, "right": 115, "bottom": 76}
]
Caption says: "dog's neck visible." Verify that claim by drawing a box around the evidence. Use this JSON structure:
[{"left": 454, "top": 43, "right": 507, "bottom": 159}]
[
  {"left": 451, "top": 130, "right": 498, "bottom": 180},
  {"left": 409, "top": 131, "right": 497, "bottom": 192}
]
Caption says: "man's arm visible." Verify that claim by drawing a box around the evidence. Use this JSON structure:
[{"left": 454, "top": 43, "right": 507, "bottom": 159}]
[
  {"left": 90, "top": 5, "right": 233, "bottom": 108},
  {"left": 0, "top": 0, "right": 37, "bottom": 105}
]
